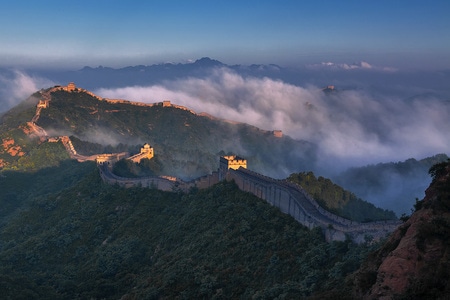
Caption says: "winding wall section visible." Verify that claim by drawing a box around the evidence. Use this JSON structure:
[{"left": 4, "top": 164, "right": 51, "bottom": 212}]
[
  {"left": 226, "top": 167, "right": 401, "bottom": 243},
  {"left": 97, "top": 162, "right": 400, "bottom": 243},
  {"left": 99, "top": 164, "right": 181, "bottom": 192},
  {"left": 31, "top": 84, "right": 400, "bottom": 243}
]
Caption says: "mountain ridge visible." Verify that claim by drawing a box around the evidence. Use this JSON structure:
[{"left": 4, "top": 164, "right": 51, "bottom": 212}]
[{"left": 0, "top": 82, "right": 317, "bottom": 179}]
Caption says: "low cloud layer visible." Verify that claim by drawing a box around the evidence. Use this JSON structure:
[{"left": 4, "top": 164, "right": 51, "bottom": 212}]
[
  {"left": 96, "top": 67, "right": 450, "bottom": 174},
  {"left": 0, "top": 70, "right": 55, "bottom": 113},
  {"left": 1, "top": 67, "right": 448, "bottom": 214},
  {"left": 306, "top": 61, "right": 398, "bottom": 72}
]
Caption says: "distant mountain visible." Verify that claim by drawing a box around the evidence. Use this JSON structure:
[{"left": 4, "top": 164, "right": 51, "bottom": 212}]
[
  {"left": 23, "top": 57, "right": 450, "bottom": 97},
  {"left": 64, "top": 57, "right": 225, "bottom": 89},
  {"left": 26, "top": 57, "right": 337, "bottom": 93}
]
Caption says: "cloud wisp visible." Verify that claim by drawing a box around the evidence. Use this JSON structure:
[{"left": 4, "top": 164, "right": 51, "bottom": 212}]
[
  {"left": 0, "top": 70, "right": 55, "bottom": 113},
  {"left": 96, "top": 67, "right": 450, "bottom": 174},
  {"left": 306, "top": 61, "right": 398, "bottom": 72}
]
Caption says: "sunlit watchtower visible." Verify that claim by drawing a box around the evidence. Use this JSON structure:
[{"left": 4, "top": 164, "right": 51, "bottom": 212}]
[
  {"left": 66, "top": 82, "right": 76, "bottom": 92},
  {"left": 219, "top": 155, "right": 247, "bottom": 180}
]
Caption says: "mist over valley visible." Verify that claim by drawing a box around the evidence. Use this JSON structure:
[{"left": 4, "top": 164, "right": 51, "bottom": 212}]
[{"left": 1, "top": 58, "right": 448, "bottom": 215}]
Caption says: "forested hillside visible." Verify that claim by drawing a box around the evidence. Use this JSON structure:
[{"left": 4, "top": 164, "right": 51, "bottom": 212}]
[
  {"left": 288, "top": 172, "right": 397, "bottom": 221},
  {"left": 1, "top": 87, "right": 316, "bottom": 179},
  {"left": 0, "top": 164, "right": 380, "bottom": 299}
]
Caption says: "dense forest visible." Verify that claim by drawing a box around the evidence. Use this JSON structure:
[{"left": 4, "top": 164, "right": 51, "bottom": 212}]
[{"left": 0, "top": 162, "right": 382, "bottom": 299}]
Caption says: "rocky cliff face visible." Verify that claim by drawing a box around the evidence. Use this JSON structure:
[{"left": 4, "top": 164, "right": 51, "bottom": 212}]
[{"left": 351, "top": 160, "right": 450, "bottom": 299}]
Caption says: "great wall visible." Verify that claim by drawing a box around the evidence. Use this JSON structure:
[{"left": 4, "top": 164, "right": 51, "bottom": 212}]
[{"left": 27, "top": 83, "right": 401, "bottom": 243}]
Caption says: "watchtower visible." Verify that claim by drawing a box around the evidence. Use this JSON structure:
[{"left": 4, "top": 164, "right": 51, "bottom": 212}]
[
  {"left": 273, "top": 130, "right": 283, "bottom": 138},
  {"left": 37, "top": 100, "right": 49, "bottom": 108},
  {"left": 219, "top": 155, "right": 247, "bottom": 180},
  {"left": 128, "top": 143, "right": 154, "bottom": 163},
  {"left": 67, "top": 82, "right": 76, "bottom": 92},
  {"left": 140, "top": 143, "right": 154, "bottom": 159}
]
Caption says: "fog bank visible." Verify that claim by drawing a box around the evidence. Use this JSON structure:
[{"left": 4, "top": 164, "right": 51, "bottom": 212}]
[
  {"left": 0, "top": 70, "right": 54, "bottom": 113},
  {"left": 96, "top": 67, "right": 450, "bottom": 175}
]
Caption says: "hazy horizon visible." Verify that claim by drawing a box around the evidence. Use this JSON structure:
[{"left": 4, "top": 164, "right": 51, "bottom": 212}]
[{"left": 1, "top": 1, "right": 450, "bottom": 70}]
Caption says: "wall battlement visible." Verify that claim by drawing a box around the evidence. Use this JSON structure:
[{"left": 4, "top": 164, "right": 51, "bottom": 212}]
[
  {"left": 219, "top": 155, "right": 247, "bottom": 181},
  {"left": 48, "top": 83, "right": 198, "bottom": 115}
]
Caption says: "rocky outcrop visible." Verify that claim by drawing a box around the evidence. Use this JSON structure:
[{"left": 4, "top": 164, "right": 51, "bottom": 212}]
[{"left": 351, "top": 160, "right": 450, "bottom": 299}]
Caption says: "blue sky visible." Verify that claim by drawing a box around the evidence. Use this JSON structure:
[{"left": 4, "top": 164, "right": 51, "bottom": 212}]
[{"left": 1, "top": 0, "right": 449, "bottom": 69}]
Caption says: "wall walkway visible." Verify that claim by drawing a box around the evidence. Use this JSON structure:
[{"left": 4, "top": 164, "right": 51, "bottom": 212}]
[
  {"left": 97, "top": 163, "right": 400, "bottom": 243},
  {"left": 226, "top": 167, "right": 401, "bottom": 243},
  {"left": 99, "top": 164, "right": 181, "bottom": 191}
]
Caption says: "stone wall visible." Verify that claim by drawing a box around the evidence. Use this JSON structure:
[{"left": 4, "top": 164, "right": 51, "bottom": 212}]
[
  {"left": 226, "top": 167, "right": 400, "bottom": 243},
  {"left": 97, "top": 161, "right": 400, "bottom": 243},
  {"left": 99, "top": 164, "right": 179, "bottom": 192}
]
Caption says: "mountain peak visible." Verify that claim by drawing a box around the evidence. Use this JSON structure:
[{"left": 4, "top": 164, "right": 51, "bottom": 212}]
[{"left": 193, "top": 57, "right": 224, "bottom": 67}]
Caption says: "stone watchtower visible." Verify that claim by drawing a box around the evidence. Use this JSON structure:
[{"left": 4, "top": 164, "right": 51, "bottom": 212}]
[
  {"left": 219, "top": 155, "right": 247, "bottom": 181},
  {"left": 140, "top": 143, "right": 154, "bottom": 159},
  {"left": 37, "top": 100, "right": 49, "bottom": 108},
  {"left": 67, "top": 82, "right": 76, "bottom": 92},
  {"left": 128, "top": 143, "right": 154, "bottom": 163},
  {"left": 273, "top": 130, "right": 283, "bottom": 138}
]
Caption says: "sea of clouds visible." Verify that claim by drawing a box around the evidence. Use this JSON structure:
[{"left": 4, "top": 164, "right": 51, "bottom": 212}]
[
  {"left": 1, "top": 66, "right": 449, "bottom": 214},
  {"left": 0, "top": 70, "right": 54, "bottom": 110},
  {"left": 94, "top": 67, "right": 450, "bottom": 174}
]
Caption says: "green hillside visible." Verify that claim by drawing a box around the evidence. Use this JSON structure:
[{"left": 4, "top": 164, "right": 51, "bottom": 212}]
[
  {"left": 0, "top": 164, "right": 380, "bottom": 299},
  {"left": 0, "top": 91, "right": 40, "bottom": 129},
  {"left": 288, "top": 172, "right": 397, "bottom": 221},
  {"left": 31, "top": 88, "right": 316, "bottom": 179},
  {"left": 0, "top": 160, "right": 94, "bottom": 222}
]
